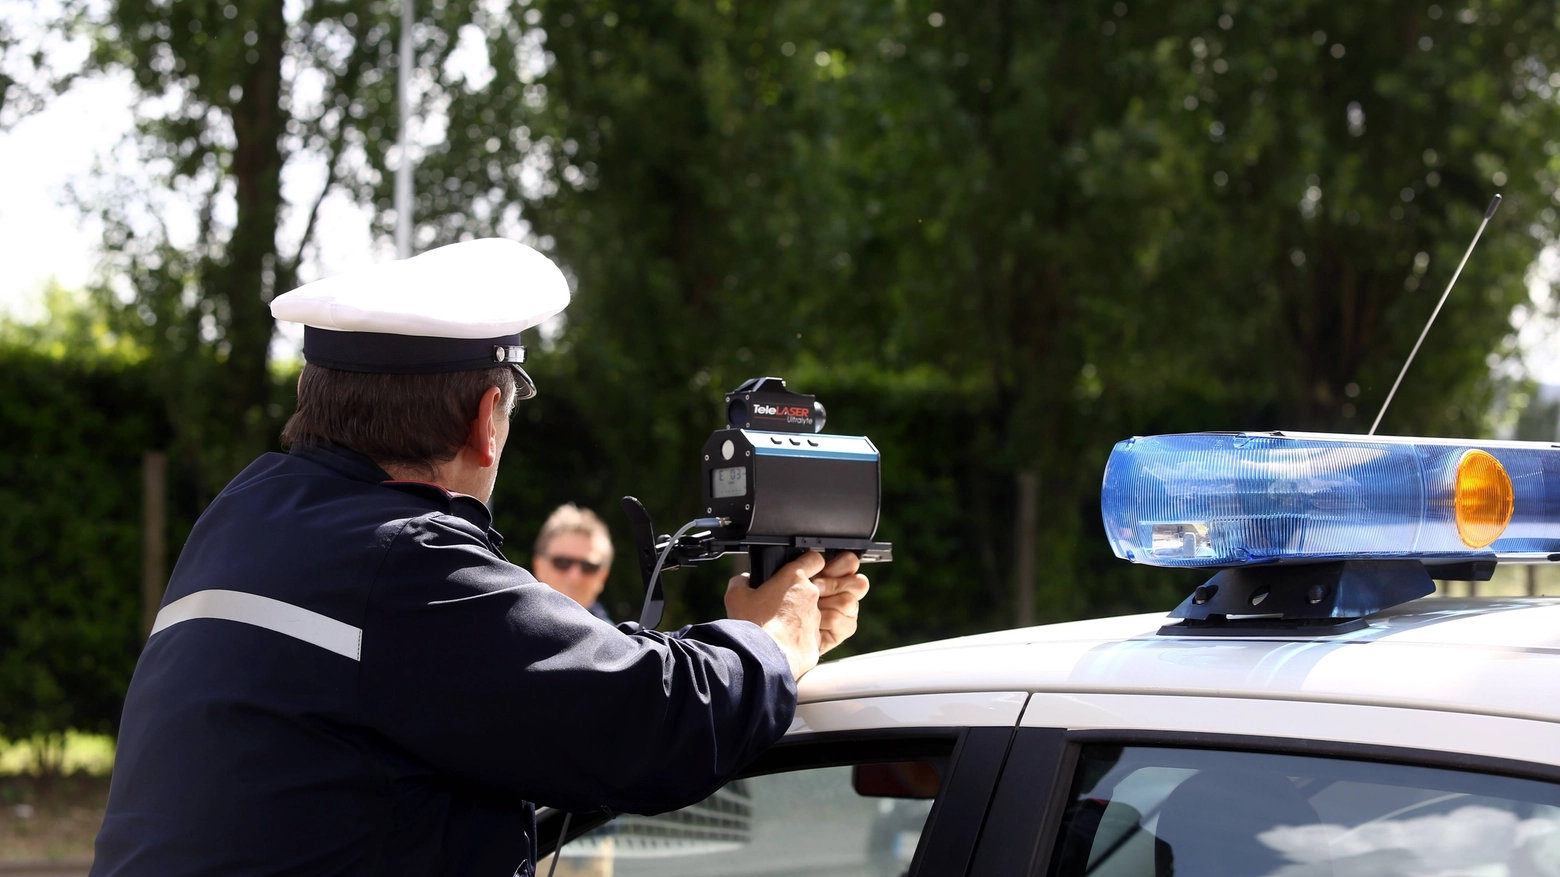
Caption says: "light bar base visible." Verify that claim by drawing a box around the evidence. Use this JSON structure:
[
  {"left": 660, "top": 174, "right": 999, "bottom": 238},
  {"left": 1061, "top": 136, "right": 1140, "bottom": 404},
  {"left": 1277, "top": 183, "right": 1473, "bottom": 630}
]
[
  {"left": 1160, "top": 617, "right": 1369, "bottom": 638},
  {"left": 1160, "top": 560, "right": 1437, "bottom": 637}
]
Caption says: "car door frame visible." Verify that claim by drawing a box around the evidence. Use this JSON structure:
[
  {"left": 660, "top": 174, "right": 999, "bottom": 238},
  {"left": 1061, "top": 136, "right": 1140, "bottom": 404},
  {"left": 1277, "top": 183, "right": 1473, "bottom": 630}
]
[
  {"left": 536, "top": 723, "right": 1020, "bottom": 876},
  {"left": 966, "top": 725, "right": 1560, "bottom": 877}
]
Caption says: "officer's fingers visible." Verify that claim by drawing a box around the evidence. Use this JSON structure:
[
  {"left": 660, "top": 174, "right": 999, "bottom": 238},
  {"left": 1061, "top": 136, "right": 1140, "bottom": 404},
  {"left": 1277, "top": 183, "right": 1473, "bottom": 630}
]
[
  {"left": 739, "top": 560, "right": 822, "bottom": 620},
  {"left": 820, "top": 550, "right": 862, "bottom": 578},
  {"left": 724, "top": 573, "right": 753, "bottom": 604},
  {"left": 818, "top": 593, "right": 860, "bottom": 635},
  {"left": 728, "top": 571, "right": 809, "bottom": 616},
  {"left": 754, "top": 551, "right": 825, "bottom": 601},
  {"left": 820, "top": 628, "right": 854, "bottom": 655},
  {"left": 820, "top": 609, "right": 857, "bottom": 640},
  {"left": 818, "top": 592, "right": 861, "bottom": 619},
  {"left": 818, "top": 602, "right": 859, "bottom": 654},
  {"left": 773, "top": 550, "right": 826, "bottom": 582},
  {"left": 815, "top": 573, "right": 869, "bottom": 599},
  {"left": 724, "top": 573, "right": 754, "bottom": 617}
]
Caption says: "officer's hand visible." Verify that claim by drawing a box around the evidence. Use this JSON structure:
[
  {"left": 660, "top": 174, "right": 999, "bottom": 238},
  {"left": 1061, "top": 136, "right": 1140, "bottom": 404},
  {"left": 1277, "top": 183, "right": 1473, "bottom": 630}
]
[
  {"left": 725, "top": 551, "right": 824, "bottom": 680},
  {"left": 725, "top": 551, "right": 869, "bottom": 681},
  {"left": 814, "top": 550, "right": 869, "bottom": 656}
]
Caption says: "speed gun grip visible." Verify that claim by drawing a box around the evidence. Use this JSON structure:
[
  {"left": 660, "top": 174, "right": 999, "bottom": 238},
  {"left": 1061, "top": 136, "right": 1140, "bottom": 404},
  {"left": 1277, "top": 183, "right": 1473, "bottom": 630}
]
[{"left": 747, "top": 546, "right": 861, "bottom": 588}]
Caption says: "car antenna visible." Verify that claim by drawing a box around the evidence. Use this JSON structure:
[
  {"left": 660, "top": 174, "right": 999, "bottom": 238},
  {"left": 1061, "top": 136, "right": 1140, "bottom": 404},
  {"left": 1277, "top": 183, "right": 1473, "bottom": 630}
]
[{"left": 1368, "top": 193, "right": 1503, "bottom": 436}]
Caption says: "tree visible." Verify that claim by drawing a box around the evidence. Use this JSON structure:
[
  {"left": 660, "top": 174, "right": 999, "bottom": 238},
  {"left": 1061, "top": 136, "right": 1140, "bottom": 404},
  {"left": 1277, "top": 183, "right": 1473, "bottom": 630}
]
[
  {"left": 76, "top": 0, "right": 520, "bottom": 496},
  {"left": 515, "top": 0, "right": 1560, "bottom": 631},
  {"left": 38, "top": 0, "right": 1560, "bottom": 650}
]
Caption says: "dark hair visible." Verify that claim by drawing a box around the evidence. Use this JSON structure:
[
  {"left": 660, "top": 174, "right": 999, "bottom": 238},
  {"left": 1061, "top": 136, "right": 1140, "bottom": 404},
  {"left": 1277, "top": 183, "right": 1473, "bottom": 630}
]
[{"left": 281, "top": 364, "right": 517, "bottom": 474}]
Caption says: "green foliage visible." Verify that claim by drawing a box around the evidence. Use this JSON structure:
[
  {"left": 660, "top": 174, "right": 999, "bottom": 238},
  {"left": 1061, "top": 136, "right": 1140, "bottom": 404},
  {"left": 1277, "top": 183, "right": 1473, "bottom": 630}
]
[
  {"left": 0, "top": 294, "right": 174, "bottom": 739},
  {"left": 0, "top": 731, "right": 116, "bottom": 777},
  {"left": 0, "top": 9, "right": 79, "bottom": 130},
  {"left": 14, "top": 0, "right": 1560, "bottom": 719},
  {"left": 88, "top": 0, "right": 1560, "bottom": 636},
  {"left": 499, "top": 0, "right": 1560, "bottom": 633},
  {"left": 77, "top": 0, "right": 455, "bottom": 498}
]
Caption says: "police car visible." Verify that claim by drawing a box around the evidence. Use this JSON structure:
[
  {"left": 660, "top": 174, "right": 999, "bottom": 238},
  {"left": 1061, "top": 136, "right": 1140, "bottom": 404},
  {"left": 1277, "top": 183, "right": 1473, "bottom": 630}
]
[{"left": 539, "top": 432, "right": 1560, "bottom": 876}]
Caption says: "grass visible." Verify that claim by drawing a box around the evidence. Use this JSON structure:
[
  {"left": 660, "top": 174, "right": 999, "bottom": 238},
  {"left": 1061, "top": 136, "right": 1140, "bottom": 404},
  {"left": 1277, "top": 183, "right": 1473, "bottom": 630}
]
[
  {"left": 0, "top": 734, "right": 115, "bottom": 864},
  {"left": 0, "top": 774, "right": 108, "bottom": 862},
  {"left": 0, "top": 733, "right": 114, "bottom": 779}
]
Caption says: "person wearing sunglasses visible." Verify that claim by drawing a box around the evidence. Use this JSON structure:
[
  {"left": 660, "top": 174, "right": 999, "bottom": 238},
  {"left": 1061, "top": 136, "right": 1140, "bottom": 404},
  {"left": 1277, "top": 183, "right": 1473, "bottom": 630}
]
[{"left": 533, "top": 504, "right": 615, "bottom": 623}]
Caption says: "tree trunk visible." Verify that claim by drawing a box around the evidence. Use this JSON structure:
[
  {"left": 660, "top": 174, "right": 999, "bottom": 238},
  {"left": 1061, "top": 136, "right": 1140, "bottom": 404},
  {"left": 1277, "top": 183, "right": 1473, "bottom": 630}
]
[{"left": 221, "top": 0, "right": 287, "bottom": 438}]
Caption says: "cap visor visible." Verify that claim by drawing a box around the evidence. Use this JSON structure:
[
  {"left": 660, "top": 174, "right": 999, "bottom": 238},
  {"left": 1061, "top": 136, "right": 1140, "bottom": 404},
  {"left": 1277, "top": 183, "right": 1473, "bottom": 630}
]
[{"left": 511, "top": 364, "right": 538, "bottom": 400}]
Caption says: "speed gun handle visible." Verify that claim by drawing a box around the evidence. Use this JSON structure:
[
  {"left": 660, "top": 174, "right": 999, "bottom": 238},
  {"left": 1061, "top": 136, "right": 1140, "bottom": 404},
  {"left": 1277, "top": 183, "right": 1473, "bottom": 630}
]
[
  {"left": 748, "top": 546, "right": 861, "bottom": 587},
  {"left": 748, "top": 546, "right": 806, "bottom": 588}
]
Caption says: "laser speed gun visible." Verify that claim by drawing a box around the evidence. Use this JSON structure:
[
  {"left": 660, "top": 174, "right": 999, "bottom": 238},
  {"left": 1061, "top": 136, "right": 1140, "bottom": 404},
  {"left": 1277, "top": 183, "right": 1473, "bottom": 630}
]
[{"left": 623, "top": 377, "right": 892, "bottom": 629}]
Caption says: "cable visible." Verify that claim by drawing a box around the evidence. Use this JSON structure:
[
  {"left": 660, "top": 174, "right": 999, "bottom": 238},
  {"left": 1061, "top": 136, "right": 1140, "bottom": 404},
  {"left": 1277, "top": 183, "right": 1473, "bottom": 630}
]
[
  {"left": 637, "top": 516, "right": 729, "bottom": 628},
  {"left": 546, "top": 811, "right": 573, "bottom": 877}
]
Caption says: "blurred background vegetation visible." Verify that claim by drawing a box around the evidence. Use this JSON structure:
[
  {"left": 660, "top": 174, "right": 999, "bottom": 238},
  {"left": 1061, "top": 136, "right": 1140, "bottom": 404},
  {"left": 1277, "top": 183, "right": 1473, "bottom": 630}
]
[{"left": 5, "top": 0, "right": 1560, "bottom": 748}]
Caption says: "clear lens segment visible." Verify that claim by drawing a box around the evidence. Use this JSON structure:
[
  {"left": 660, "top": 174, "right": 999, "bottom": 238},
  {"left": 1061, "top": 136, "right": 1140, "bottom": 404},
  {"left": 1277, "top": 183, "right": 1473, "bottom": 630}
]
[{"left": 1101, "top": 432, "right": 1550, "bottom": 568}]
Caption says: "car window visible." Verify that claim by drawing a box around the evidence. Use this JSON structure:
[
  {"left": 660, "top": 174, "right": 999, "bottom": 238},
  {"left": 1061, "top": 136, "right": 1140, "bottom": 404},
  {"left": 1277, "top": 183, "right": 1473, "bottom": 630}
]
[
  {"left": 550, "top": 762, "right": 939, "bottom": 877},
  {"left": 1048, "top": 744, "right": 1560, "bottom": 877}
]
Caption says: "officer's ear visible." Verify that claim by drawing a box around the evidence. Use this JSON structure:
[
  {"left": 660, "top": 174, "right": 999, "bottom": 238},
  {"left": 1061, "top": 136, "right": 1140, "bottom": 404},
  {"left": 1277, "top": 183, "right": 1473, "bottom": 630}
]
[{"left": 466, "top": 386, "right": 504, "bottom": 468}]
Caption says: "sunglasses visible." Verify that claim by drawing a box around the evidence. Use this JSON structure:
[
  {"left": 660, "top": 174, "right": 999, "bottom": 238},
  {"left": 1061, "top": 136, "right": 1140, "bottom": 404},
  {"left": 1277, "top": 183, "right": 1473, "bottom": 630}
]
[{"left": 540, "top": 555, "right": 603, "bottom": 575}]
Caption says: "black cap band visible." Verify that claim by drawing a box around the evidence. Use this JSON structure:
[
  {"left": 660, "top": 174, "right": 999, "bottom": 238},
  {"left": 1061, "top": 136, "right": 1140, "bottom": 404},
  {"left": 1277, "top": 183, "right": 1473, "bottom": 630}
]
[
  {"left": 303, "top": 327, "right": 527, "bottom": 374},
  {"left": 303, "top": 327, "right": 536, "bottom": 398}
]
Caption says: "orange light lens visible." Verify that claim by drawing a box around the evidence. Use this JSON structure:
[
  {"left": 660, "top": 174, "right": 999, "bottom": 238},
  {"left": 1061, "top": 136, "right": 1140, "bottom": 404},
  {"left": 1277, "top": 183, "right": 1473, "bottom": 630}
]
[{"left": 1454, "top": 450, "right": 1514, "bottom": 548}]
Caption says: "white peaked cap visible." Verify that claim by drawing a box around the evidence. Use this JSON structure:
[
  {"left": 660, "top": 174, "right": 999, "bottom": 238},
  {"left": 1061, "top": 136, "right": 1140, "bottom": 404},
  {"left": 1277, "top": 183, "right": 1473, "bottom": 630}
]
[
  {"left": 269, "top": 238, "right": 570, "bottom": 397},
  {"left": 271, "top": 238, "right": 569, "bottom": 338}
]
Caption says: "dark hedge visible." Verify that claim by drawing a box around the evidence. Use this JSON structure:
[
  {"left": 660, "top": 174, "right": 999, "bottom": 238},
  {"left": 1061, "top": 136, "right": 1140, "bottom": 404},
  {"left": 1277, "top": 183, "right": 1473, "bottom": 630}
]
[{"left": 0, "top": 345, "right": 174, "bottom": 739}]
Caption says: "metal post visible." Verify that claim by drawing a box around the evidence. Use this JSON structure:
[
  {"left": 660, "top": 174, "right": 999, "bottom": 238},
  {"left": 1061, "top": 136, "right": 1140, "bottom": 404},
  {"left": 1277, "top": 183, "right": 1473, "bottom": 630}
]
[
  {"left": 395, "top": 0, "right": 415, "bottom": 259},
  {"left": 1014, "top": 470, "right": 1038, "bottom": 627},
  {"left": 141, "top": 452, "right": 168, "bottom": 639}
]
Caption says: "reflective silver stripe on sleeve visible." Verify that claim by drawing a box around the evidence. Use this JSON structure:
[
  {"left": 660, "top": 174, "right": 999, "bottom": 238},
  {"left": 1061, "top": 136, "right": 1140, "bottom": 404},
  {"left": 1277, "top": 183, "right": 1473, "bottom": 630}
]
[{"left": 150, "top": 589, "right": 362, "bottom": 661}]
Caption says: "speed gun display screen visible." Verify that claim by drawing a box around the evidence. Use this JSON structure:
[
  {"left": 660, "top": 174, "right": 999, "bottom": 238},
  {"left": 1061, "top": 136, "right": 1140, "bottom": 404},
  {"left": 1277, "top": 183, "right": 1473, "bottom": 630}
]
[{"left": 713, "top": 466, "right": 748, "bottom": 499}]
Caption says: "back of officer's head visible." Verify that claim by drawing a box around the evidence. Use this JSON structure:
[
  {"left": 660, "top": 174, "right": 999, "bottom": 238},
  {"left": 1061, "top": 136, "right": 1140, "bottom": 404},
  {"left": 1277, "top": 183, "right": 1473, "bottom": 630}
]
[
  {"left": 281, "top": 365, "right": 517, "bottom": 474},
  {"left": 267, "top": 239, "right": 569, "bottom": 475}
]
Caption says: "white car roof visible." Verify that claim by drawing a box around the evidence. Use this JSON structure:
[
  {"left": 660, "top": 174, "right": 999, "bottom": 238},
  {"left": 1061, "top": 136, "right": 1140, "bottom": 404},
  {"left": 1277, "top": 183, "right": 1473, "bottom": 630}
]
[{"left": 800, "top": 597, "right": 1560, "bottom": 726}]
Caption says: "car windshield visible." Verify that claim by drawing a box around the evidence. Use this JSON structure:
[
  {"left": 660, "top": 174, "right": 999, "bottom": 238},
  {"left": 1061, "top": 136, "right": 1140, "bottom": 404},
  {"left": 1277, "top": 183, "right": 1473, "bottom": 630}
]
[{"left": 1050, "top": 745, "right": 1560, "bottom": 877}]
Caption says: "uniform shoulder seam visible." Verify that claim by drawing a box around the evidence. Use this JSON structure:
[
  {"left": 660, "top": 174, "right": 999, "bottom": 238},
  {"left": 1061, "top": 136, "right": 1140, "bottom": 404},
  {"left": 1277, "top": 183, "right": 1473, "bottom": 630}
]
[{"left": 356, "top": 517, "right": 420, "bottom": 672}]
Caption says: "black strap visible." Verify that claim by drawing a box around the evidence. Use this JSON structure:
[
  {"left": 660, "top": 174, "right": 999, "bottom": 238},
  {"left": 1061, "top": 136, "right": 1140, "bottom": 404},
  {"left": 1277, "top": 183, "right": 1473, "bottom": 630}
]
[{"left": 303, "top": 326, "right": 525, "bottom": 374}]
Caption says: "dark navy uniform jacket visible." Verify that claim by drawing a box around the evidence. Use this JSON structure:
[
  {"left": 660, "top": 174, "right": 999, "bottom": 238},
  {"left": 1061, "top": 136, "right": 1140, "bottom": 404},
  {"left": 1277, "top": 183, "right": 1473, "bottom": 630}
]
[{"left": 92, "top": 442, "right": 797, "bottom": 877}]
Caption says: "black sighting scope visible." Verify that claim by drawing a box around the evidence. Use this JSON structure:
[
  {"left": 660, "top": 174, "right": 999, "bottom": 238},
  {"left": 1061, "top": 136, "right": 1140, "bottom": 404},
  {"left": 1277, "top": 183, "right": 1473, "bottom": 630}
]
[{"left": 623, "top": 377, "right": 893, "bottom": 629}]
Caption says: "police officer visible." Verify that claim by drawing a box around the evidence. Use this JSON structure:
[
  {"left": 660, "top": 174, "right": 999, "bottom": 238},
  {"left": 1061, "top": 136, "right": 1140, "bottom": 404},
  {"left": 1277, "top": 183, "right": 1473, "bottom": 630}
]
[{"left": 91, "top": 239, "right": 871, "bottom": 877}]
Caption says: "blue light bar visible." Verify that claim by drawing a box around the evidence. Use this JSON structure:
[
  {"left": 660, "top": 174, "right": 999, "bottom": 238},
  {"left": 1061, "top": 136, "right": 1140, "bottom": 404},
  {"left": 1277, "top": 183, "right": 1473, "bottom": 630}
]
[{"left": 1101, "top": 432, "right": 1560, "bottom": 568}]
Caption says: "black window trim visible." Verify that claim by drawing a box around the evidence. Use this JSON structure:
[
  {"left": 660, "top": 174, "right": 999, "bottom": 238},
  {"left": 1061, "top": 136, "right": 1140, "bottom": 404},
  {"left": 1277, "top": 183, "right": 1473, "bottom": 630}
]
[
  {"left": 964, "top": 726, "right": 1075, "bottom": 877},
  {"left": 1062, "top": 728, "right": 1560, "bottom": 785},
  {"left": 536, "top": 723, "right": 1020, "bottom": 875}
]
